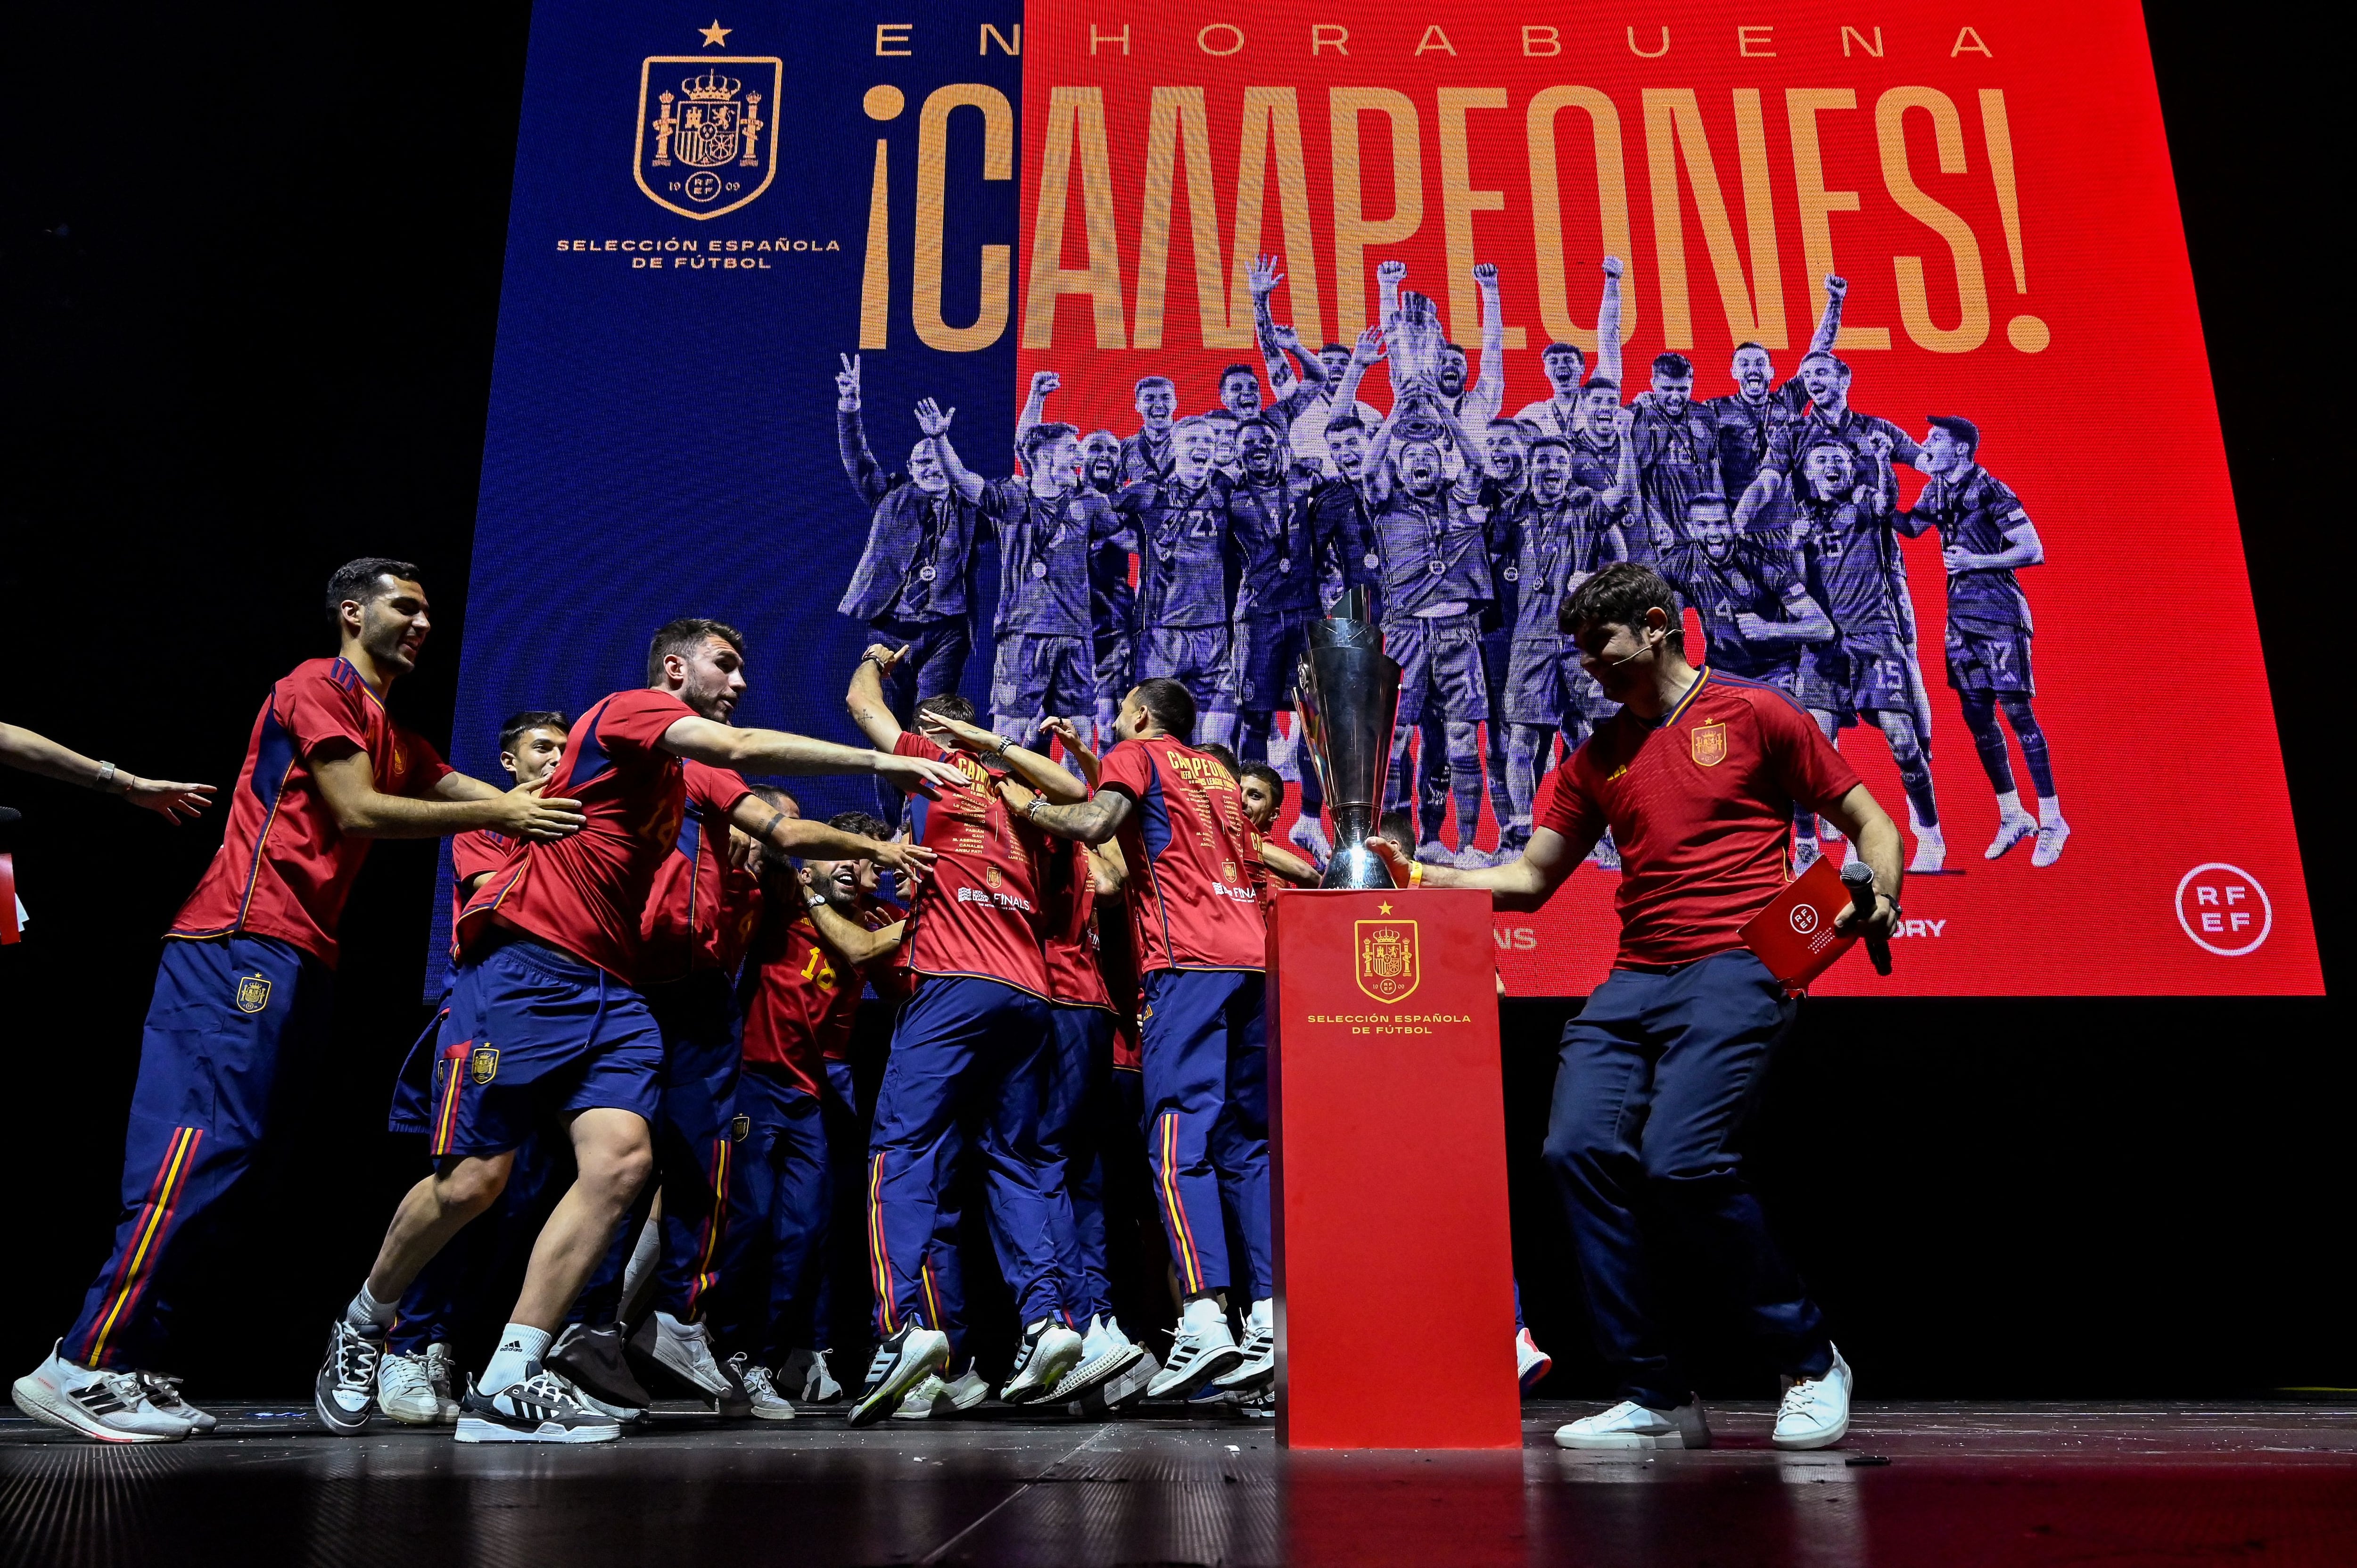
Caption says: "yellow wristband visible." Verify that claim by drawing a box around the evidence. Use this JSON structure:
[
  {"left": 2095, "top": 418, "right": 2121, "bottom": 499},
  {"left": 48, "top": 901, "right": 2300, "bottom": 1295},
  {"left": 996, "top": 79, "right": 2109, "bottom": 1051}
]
[{"left": 1408, "top": 862, "right": 1424, "bottom": 888}]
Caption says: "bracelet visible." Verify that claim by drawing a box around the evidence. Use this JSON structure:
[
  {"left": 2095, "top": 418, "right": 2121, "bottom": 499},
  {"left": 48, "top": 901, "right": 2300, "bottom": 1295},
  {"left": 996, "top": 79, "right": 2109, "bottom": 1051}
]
[
  {"left": 1024, "top": 796, "right": 1046, "bottom": 820},
  {"left": 1407, "top": 862, "right": 1424, "bottom": 888},
  {"left": 96, "top": 761, "right": 122, "bottom": 792}
]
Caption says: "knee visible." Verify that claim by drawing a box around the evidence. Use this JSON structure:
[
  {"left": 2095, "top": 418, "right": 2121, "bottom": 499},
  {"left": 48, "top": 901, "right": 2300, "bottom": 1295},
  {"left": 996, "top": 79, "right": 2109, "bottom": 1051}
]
[
  {"left": 580, "top": 1134, "right": 655, "bottom": 1205},
  {"left": 434, "top": 1156, "right": 510, "bottom": 1215},
  {"left": 1541, "top": 1124, "right": 1613, "bottom": 1187},
  {"left": 1998, "top": 695, "right": 2039, "bottom": 729}
]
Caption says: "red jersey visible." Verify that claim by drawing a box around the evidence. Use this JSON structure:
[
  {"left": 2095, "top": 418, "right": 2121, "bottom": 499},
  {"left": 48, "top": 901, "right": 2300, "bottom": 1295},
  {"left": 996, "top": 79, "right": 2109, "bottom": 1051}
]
[
  {"left": 1039, "top": 838, "right": 1113, "bottom": 1010},
  {"left": 893, "top": 732, "right": 1050, "bottom": 997},
  {"left": 1535, "top": 668, "right": 1862, "bottom": 969},
  {"left": 461, "top": 688, "right": 693, "bottom": 982},
  {"left": 639, "top": 759, "right": 757, "bottom": 982},
  {"left": 1097, "top": 736, "right": 1264, "bottom": 973},
  {"left": 173, "top": 657, "right": 451, "bottom": 968},
  {"left": 1243, "top": 827, "right": 1272, "bottom": 924},
  {"left": 1096, "top": 896, "right": 1143, "bottom": 1071},
  {"left": 740, "top": 893, "right": 902, "bottom": 1094},
  {"left": 446, "top": 828, "right": 512, "bottom": 962}
]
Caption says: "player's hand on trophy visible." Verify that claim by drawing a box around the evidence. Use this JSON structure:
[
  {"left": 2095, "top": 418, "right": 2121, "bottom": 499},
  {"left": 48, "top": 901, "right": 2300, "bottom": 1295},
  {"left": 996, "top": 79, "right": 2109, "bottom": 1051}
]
[
  {"left": 1376, "top": 258, "right": 1409, "bottom": 288},
  {"left": 1471, "top": 262, "right": 1499, "bottom": 289},
  {"left": 870, "top": 836, "right": 939, "bottom": 883},
  {"left": 1602, "top": 255, "right": 1624, "bottom": 280},
  {"left": 1362, "top": 834, "right": 1415, "bottom": 885},
  {"left": 495, "top": 778, "right": 587, "bottom": 842},
  {"left": 914, "top": 398, "right": 956, "bottom": 437},
  {"left": 1824, "top": 273, "right": 1848, "bottom": 298},
  {"left": 1249, "top": 254, "right": 1285, "bottom": 297},
  {"left": 1351, "top": 325, "right": 1387, "bottom": 366},
  {"left": 122, "top": 776, "right": 218, "bottom": 823},
  {"left": 836, "top": 353, "right": 861, "bottom": 410},
  {"left": 1029, "top": 369, "right": 1060, "bottom": 400}
]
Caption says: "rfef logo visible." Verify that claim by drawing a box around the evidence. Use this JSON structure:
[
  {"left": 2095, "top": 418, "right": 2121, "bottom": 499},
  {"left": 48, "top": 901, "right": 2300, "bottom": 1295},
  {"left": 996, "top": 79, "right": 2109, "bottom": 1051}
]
[
  {"left": 2175, "top": 863, "right": 2272, "bottom": 957},
  {"left": 635, "top": 55, "right": 784, "bottom": 220}
]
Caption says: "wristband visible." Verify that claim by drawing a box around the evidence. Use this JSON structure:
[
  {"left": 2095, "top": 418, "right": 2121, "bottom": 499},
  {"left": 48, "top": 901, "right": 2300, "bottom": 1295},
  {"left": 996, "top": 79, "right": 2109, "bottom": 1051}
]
[
  {"left": 96, "top": 761, "right": 122, "bottom": 792},
  {"left": 1407, "top": 862, "right": 1424, "bottom": 888},
  {"left": 1024, "top": 796, "right": 1046, "bottom": 821}
]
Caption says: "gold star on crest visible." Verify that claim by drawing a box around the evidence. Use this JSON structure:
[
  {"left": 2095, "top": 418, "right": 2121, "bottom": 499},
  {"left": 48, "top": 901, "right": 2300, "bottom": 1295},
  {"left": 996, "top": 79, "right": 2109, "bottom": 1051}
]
[
  {"left": 699, "top": 19, "right": 731, "bottom": 46},
  {"left": 1377, "top": 901, "right": 1393, "bottom": 915}
]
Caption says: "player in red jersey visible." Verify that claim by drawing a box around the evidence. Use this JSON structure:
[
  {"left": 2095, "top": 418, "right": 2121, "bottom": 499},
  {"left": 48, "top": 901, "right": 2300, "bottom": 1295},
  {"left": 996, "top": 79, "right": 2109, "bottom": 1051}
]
[
  {"left": 1378, "top": 561, "right": 1902, "bottom": 1454},
  {"left": 319, "top": 618, "right": 958, "bottom": 1445},
  {"left": 1014, "top": 678, "right": 1275, "bottom": 1401},
  {"left": 12, "top": 561, "right": 586, "bottom": 1446},
  {"left": 709, "top": 798, "right": 906, "bottom": 1418},
  {"left": 839, "top": 646, "right": 1095, "bottom": 1426}
]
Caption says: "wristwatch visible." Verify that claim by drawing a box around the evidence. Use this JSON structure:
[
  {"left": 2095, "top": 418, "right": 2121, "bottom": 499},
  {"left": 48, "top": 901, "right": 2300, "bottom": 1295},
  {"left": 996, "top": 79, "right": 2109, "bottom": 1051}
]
[{"left": 96, "top": 761, "right": 124, "bottom": 792}]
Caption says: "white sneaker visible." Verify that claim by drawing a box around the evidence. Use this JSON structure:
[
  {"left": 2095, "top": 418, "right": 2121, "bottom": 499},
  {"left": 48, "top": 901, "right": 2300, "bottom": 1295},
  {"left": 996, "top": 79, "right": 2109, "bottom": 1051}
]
[
  {"left": 1553, "top": 1398, "right": 1711, "bottom": 1450},
  {"left": 1288, "top": 814, "right": 1332, "bottom": 863},
  {"left": 1213, "top": 1306, "right": 1273, "bottom": 1392},
  {"left": 455, "top": 1366, "right": 622, "bottom": 1444},
  {"left": 1147, "top": 1314, "right": 1243, "bottom": 1399},
  {"left": 313, "top": 1319, "right": 383, "bottom": 1435},
  {"left": 648, "top": 1311, "right": 731, "bottom": 1398},
  {"left": 423, "top": 1342, "right": 462, "bottom": 1424},
  {"left": 1515, "top": 1328, "right": 1552, "bottom": 1395},
  {"left": 894, "top": 1366, "right": 989, "bottom": 1419},
  {"left": 1985, "top": 810, "right": 2037, "bottom": 860},
  {"left": 1772, "top": 1346, "right": 1853, "bottom": 1451},
  {"left": 848, "top": 1324, "right": 951, "bottom": 1427},
  {"left": 12, "top": 1343, "right": 191, "bottom": 1443},
  {"left": 1450, "top": 843, "right": 1492, "bottom": 872},
  {"left": 999, "top": 1319, "right": 1086, "bottom": 1404},
  {"left": 1050, "top": 1314, "right": 1147, "bottom": 1404},
  {"left": 378, "top": 1351, "right": 441, "bottom": 1426},
  {"left": 1908, "top": 830, "right": 1946, "bottom": 875},
  {"left": 784, "top": 1346, "right": 843, "bottom": 1404},
  {"left": 1413, "top": 839, "right": 1453, "bottom": 867},
  {"left": 136, "top": 1373, "right": 215, "bottom": 1433},
  {"left": 730, "top": 1355, "right": 796, "bottom": 1420},
  {"left": 2031, "top": 817, "right": 2070, "bottom": 867}
]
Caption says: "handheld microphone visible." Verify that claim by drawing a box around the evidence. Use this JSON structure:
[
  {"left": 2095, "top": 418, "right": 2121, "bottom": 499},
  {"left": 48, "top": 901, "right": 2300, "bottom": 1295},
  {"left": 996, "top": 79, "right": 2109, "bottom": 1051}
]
[{"left": 1839, "top": 860, "right": 1891, "bottom": 976}]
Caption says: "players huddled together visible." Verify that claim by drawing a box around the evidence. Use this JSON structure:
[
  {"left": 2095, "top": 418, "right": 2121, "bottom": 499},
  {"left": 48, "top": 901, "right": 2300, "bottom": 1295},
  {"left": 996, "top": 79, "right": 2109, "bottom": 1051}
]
[
  {"left": 837, "top": 252, "right": 2066, "bottom": 881},
  {"left": 12, "top": 250, "right": 2064, "bottom": 1450}
]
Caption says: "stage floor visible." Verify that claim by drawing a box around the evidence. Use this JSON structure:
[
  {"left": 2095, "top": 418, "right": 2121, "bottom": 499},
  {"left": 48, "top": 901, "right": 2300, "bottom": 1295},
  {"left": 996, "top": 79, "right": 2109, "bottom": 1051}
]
[{"left": 4, "top": 1399, "right": 2352, "bottom": 1566}]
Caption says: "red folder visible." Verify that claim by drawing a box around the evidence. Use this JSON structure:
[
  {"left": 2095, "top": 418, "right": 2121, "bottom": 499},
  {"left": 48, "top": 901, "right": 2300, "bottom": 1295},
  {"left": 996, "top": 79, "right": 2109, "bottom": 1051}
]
[{"left": 1739, "top": 856, "right": 1857, "bottom": 992}]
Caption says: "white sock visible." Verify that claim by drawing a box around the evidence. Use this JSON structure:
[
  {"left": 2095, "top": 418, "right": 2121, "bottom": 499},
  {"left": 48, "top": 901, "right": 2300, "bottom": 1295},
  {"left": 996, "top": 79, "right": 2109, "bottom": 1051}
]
[
  {"left": 2038, "top": 794, "right": 2062, "bottom": 825},
  {"left": 481, "top": 1324, "right": 552, "bottom": 1393},
  {"left": 1249, "top": 1297, "right": 1273, "bottom": 1331},
  {"left": 346, "top": 1282, "right": 396, "bottom": 1331},
  {"left": 1994, "top": 790, "right": 2024, "bottom": 817},
  {"left": 1181, "top": 1295, "right": 1224, "bottom": 1329}
]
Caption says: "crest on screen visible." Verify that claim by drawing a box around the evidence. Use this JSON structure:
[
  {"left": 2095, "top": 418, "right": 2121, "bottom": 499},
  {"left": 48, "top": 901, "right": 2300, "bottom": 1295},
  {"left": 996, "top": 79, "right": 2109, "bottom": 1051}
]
[{"left": 635, "top": 57, "right": 783, "bottom": 220}]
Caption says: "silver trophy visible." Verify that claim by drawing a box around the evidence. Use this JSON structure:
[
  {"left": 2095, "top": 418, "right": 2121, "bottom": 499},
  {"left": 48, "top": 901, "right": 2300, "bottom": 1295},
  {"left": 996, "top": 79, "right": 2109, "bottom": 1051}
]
[
  {"left": 1384, "top": 289, "right": 1450, "bottom": 445},
  {"left": 1294, "top": 587, "right": 1404, "bottom": 889}
]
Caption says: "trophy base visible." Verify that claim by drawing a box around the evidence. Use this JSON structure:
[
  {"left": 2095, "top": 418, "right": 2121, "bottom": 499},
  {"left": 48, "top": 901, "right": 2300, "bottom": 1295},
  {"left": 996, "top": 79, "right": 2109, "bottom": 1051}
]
[{"left": 1319, "top": 842, "right": 1399, "bottom": 890}]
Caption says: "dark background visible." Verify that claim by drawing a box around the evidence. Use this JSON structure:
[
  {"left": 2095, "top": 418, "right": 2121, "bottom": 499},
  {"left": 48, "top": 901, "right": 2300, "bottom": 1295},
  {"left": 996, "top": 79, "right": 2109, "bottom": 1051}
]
[{"left": 0, "top": 1, "right": 2340, "bottom": 1399}]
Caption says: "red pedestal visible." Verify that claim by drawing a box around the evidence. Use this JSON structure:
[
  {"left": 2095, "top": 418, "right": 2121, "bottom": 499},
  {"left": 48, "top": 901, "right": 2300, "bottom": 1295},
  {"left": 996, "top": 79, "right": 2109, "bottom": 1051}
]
[{"left": 1267, "top": 887, "right": 1522, "bottom": 1449}]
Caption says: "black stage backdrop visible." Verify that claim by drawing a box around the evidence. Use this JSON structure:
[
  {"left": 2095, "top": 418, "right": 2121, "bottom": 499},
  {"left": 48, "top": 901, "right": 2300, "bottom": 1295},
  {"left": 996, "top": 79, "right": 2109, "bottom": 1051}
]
[{"left": 0, "top": 1, "right": 2343, "bottom": 1400}]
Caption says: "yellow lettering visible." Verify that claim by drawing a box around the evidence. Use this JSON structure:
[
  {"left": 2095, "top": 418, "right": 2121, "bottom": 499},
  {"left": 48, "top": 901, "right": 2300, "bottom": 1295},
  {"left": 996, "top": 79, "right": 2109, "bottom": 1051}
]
[
  {"left": 979, "top": 22, "right": 1020, "bottom": 55},
  {"left": 1628, "top": 26, "right": 1670, "bottom": 58},
  {"left": 914, "top": 84, "right": 1014, "bottom": 353},
  {"left": 1522, "top": 25, "right": 1560, "bottom": 58},
  {"left": 1090, "top": 24, "right": 1129, "bottom": 55},
  {"left": 1438, "top": 87, "right": 1513, "bottom": 346},
  {"left": 1022, "top": 87, "right": 1128, "bottom": 348},
  {"left": 1198, "top": 23, "right": 1244, "bottom": 56},
  {"left": 876, "top": 23, "right": 913, "bottom": 56},
  {"left": 1641, "top": 89, "right": 1786, "bottom": 349},
  {"left": 1415, "top": 25, "right": 1456, "bottom": 56},
  {"left": 1737, "top": 24, "right": 1775, "bottom": 57},
  {"left": 1312, "top": 23, "right": 1349, "bottom": 54},
  {"left": 1526, "top": 85, "right": 1635, "bottom": 351},
  {"left": 1785, "top": 88, "right": 1887, "bottom": 349},
  {"left": 1330, "top": 87, "right": 1424, "bottom": 339},
  {"left": 1841, "top": 25, "right": 1884, "bottom": 57},
  {"left": 1234, "top": 87, "right": 1324, "bottom": 345},
  {"left": 1951, "top": 25, "right": 1992, "bottom": 58},
  {"left": 1876, "top": 86, "right": 1988, "bottom": 352}
]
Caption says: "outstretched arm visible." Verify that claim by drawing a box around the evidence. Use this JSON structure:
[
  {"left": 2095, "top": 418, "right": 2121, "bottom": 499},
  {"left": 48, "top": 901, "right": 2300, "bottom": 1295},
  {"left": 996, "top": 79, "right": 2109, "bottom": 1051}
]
[
  {"left": 0, "top": 723, "right": 216, "bottom": 822},
  {"left": 999, "top": 776, "right": 1134, "bottom": 845},
  {"left": 1600, "top": 406, "right": 1638, "bottom": 510},
  {"left": 1467, "top": 263, "right": 1506, "bottom": 426},
  {"left": 729, "top": 792, "right": 937, "bottom": 883},
  {"left": 1260, "top": 840, "right": 1320, "bottom": 887},
  {"left": 918, "top": 710, "right": 1089, "bottom": 803},
  {"left": 1733, "top": 466, "right": 1782, "bottom": 532},
  {"left": 1366, "top": 825, "right": 1583, "bottom": 913},
  {"left": 1820, "top": 783, "right": 1902, "bottom": 941},
  {"left": 1594, "top": 257, "right": 1624, "bottom": 389},
  {"left": 837, "top": 354, "right": 888, "bottom": 505},
  {"left": 314, "top": 751, "right": 584, "bottom": 842},
  {"left": 1807, "top": 274, "right": 1847, "bottom": 357},
  {"left": 1014, "top": 371, "right": 1058, "bottom": 463},
  {"left": 917, "top": 400, "right": 986, "bottom": 503},
  {"left": 1325, "top": 326, "right": 1383, "bottom": 419},
  {"left": 1249, "top": 256, "right": 1294, "bottom": 396},
  {"left": 808, "top": 895, "right": 906, "bottom": 967},
  {"left": 1376, "top": 258, "right": 1407, "bottom": 397}
]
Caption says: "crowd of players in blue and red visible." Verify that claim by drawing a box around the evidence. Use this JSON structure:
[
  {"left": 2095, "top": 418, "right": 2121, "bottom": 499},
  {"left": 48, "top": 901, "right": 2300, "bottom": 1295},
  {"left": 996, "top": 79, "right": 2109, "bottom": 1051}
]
[
  {"left": 8, "top": 556, "right": 1534, "bottom": 1447},
  {"left": 838, "top": 250, "right": 2067, "bottom": 883}
]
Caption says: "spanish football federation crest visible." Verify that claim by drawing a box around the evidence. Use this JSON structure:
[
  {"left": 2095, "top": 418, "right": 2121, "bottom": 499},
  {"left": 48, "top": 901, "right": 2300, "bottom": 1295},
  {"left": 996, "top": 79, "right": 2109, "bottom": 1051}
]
[
  {"left": 234, "top": 974, "right": 272, "bottom": 1013},
  {"left": 635, "top": 57, "right": 784, "bottom": 220},
  {"left": 470, "top": 1046, "right": 500, "bottom": 1085},
  {"left": 1690, "top": 722, "right": 1728, "bottom": 767},
  {"left": 1354, "top": 920, "right": 1419, "bottom": 1004}
]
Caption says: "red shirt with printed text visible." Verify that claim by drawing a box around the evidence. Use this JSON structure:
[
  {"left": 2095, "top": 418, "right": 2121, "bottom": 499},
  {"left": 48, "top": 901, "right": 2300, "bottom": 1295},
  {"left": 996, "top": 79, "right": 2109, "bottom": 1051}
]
[
  {"left": 892, "top": 732, "right": 1050, "bottom": 997},
  {"left": 460, "top": 688, "right": 694, "bottom": 982},
  {"left": 1535, "top": 669, "right": 1862, "bottom": 969},
  {"left": 1096, "top": 736, "right": 1265, "bottom": 973},
  {"left": 639, "top": 759, "right": 757, "bottom": 982},
  {"left": 1040, "top": 837, "right": 1113, "bottom": 1009},
  {"left": 738, "top": 890, "right": 899, "bottom": 1097},
  {"left": 173, "top": 656, "right": 452, "bottom": 968}
]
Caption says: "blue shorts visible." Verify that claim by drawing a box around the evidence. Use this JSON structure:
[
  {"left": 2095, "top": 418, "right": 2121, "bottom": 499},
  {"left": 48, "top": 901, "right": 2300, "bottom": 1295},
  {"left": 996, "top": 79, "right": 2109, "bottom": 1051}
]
[
  {"left": 428, "top": 937, "right": 663, "bottom": 1157},
  {"left": 1799, "top": 634, "right": 1914, "bottom": 723},
  {"left": 644, "top": 969, "right": 742, "bottom": 1146},
  {"left": 992, "top": 631, "right": 1095, "bottom": 720},
  {"left": 388, "top": 996, "right": 450, "bottom": 1135},
  {"left": 1387, "top": 611, "right": 1489, "bottom": 728},
  {"left": 1227, "top": 612, "right": 1310, "bottom": 710},
  {"left": 1140, "top": 624, "right": 1230, "bottom": 694},
  {"left": 1945, "top": 620, "right": 2035, "bottom": 696}
]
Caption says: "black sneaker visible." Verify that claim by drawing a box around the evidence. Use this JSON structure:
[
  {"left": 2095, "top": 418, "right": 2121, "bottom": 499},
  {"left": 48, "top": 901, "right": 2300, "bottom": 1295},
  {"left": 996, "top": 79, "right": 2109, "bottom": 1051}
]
[
  {"left": 454, "top": 1365, "right": 622, "bottom": 1444},
  {"left": 547, "top": 1322, "right": 653, "bottom": 1412},
  {"left": 313, "top": 1319, "right": 382, "bottom": 1435},
  {"left": 847, "top": 1325, "right": 950, "bottom": 1428}
]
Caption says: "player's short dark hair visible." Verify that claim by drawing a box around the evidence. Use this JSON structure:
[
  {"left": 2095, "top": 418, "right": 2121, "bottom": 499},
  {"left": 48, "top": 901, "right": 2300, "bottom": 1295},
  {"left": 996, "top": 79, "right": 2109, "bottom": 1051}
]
[
  {"left": 1083, "top": 428, "right": 1120, "bottom": 448},
  {"left": 647, "top": 618, "right": 746, "bottom": 685},
  {"left": 1800, "top": 349, "right": 1850, "bottom": 376},
  {"left": 1240, "top": 761, "right": 1285, "bottom": 803},
  {"left": 1927, "top": 415, "right": 1980, "bottom": 455},
  {"left": 914, "top": 693, "right": 977, "bottom": 726},
  {"left": 1219, "top": 363, "right": 1260, "bottom": 387},
  {"left": 1561, "top": 561, "right": 1682, "bottom": 643},
  {"left": 1321, "top": 342, "right": 1351, "bottom": 357},
  {"left": 1440, "top": 342, "right": 1467, "bottom": 358},
  {"left": 1582, "top": 377, "right": 1619, "bottom": 395},
  {"left": 1541, "top": 341, "right": 1585, "bottom": 362},
  {"left": 1236, "top": 416, "right": 1279, "bottom": 440},
  {"left": 1199, "top": 742, "right": 1239, "bottom": 778},
  {"left": 1135, "top": 375, "right": 1175, "bottom": 395},
  {"left": 1020, "top": 421, "right": 1080, "bottom": 470},
  {"left": 1130, "top": 678, "right": 1196, "bottom": 741},
  {"left": 1652, "top": 352, "right": 1694, "bottom": 379},
  {"left": 1324, "top": 413, "right": 1368, "bottom": 436},
  {"left": 1487, "top": 418, "right": 1527, "bottom": 433},
  {"left": 749, "top": 783, "right": 799, "bottom": 815},
  {"left": 1732, "top": 341, "right": 1768, "bottom": 359},
  {"left": 827, "top": 809, "right": 891, "bottom": 839},
  {"left": 1685, "top": 492, "right": 1731, "bottom": 515},
  {"left": 1203, "top": 408, "right": 1240, "bottom": 425},
  {"left": 1804, "top": 438, "right": 1854, "bottom": 465},
  {"left": 498, "top": 709, "right": 569, "bottom": 753},
  {"left": 1379, "top": 808, "right": 1414, "bottom": 845},
  {"left": 325, "top": 557, "right": 420, "bottom": 626},
  {"left": 1527, "top": 434, "right": 1573, "bottom": 457}
]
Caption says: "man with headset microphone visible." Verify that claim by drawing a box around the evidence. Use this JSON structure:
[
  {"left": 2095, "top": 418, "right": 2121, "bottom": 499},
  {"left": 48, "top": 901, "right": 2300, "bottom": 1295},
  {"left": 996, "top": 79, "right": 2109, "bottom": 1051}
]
[{"left": 1368, "top": 560, "right": 1902, "bottom": 1452}]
